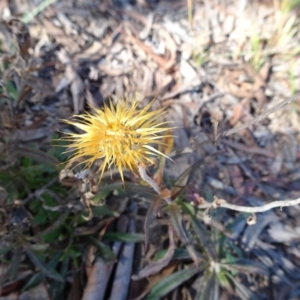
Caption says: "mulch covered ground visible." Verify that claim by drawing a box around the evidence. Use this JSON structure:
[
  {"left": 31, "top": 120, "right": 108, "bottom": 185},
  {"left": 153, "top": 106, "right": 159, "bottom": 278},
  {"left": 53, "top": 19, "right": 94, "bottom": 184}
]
[{"left": 1, "top": 0, "right": 300, "bottom": 299}]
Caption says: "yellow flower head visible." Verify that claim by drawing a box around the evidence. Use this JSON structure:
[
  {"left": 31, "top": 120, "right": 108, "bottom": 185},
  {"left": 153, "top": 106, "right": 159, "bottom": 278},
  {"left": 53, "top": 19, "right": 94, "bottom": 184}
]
[{"left": 62, "top": 98, "right": 171, "bottom": 183}]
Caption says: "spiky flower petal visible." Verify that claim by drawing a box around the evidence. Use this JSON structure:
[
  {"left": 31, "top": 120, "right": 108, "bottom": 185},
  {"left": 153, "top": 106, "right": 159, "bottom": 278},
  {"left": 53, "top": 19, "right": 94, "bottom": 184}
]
[{"left": 62, "top": 98, "right": 171, "bottom": 183}]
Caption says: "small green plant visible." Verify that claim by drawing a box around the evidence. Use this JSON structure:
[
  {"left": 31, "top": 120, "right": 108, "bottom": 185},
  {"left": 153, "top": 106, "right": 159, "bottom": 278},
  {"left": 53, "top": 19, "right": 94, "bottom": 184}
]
[
  {"left": 249, "top": 33, "right": 265, "bottom": 72},
  {"left": 192, "top": 50, "right": 209, "bottom": 67},
  {"left": 134, "top": 207, "right": 265, "bottom": 300}
]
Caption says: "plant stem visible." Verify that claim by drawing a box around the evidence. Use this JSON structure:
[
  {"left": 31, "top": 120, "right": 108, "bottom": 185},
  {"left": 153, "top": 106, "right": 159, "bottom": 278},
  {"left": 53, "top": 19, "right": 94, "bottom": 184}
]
[{"left": 213, "top": 196, "right": 300, "bottom": 213}]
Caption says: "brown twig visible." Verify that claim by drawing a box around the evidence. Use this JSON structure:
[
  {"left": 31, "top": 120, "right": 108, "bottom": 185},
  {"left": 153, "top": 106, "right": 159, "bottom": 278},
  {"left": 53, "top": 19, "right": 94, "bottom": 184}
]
[
  {"left": 222, "top": 139, "right": 275, "bottom": 158},
  {"left": 218, "top": 93, "right": 300, "bottom": 139}
]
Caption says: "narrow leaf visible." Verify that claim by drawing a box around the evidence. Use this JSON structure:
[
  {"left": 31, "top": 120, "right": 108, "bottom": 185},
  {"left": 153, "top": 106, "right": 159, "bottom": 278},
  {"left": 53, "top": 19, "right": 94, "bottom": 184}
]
[
  {"left": 22, "top": 273, "right": 42, "bottom": 291},
  {"left": 146, "top": 266, "right": 200, "bottom": 300},
  {"left": 89, "top": 237, "right": 117, "bottom": 261},
  {"left": 132, "top": 225, "right": 175, "bottom": 280},
  {"left": 50, "top": 257, "right": 69, "bottom": 299},
  {"left": 226, "top": 272, "right": 260, "bottom": 300},
  {"left": 181, "top": 202, "right": 217, "bottom": 260},
  {"left": 23, "top": 252, "right": 63, "bottom": 291},
  {"left": 24, "top": 246, "right": 64, "bottom": 282},
  {"left": 41, "top": 212, "right": 69, "bottom": 237},
  {"left": 103, "top": 232, "right": 145, "bottom": 243},
  {"left": 169, "top": 203, "right": 200, "bottom": 265},
  {"left": 144, "top": 195, "right": 163, "bottom": 249},
  {"left": 92, "top": 205, "right": 120, "bottom": 217},
  {"left": 196, "top": 271, "right": 219, "bottom": 300},
  {"left": 7, "top": 246, "right": 22, "bottom": 280},
  {"left": 154, "top": 248, "right": 192, "bottom": 261},
  {"left": 221, "top": 259, "right": 269, "bottom": 275}
]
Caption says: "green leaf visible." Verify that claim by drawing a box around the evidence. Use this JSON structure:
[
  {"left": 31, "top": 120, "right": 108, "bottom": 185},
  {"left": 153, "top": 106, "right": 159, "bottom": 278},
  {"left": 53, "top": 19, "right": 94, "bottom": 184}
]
[
  {"left": 89, "top": 237, "right": 117, "bottom": 261},
  {"left": 43, "top": 227, "right": 61, "bottom": 243},
  {"left": 6, "top": 81, "right": 18, "bottom": 100},
  {"left": 22, "top": 252, "right": 62, "bottom": 291},
  {"left": 196, "top": 271, "right": 219, "bottom": 300},
  {"left": 92, "top": 205, "right": 120, "bottom": 218},
  {"left": 222, "top": 238, "right": 244, "bottom": 260},
  {"left": 42, "top": 212, "right": 69, "bottom": 238},
  {"left": 169, "top": 203, "right": 200, "bottom": 264},
  {"left": 217, "top": 269, "right": 231, "bottom": 289},
  {"left": 22, "top": 273, "right": 43, "bottom": 291},
  {"left": 49, "top": 256, "right": 69, "bottom": 298},
  {"left": 181, "top": 202, "right": 217, "bottom": 260},
  {"left": 25, "top": 247, "right": 64, "bottom": 282},
  {"left": 32, "top": 211, "right": 48, "bottom": 225},
  {"left": 146, "top": 266, "right": 200, "bottom": 300},
  {"left": 7, "top": 247, "right": 22, "bottom": 280},
  {"left": 221, "top": 259, "right": 269, "bottom": 275},
  {"left": 103, "top": 232, "right": 145, "bottom": 243},
  {"left": 226, "top": 272, "right": 260, "bottom": 300},
  {"left": 154, "top": 248, "right": 192, "bottom": 261}
]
